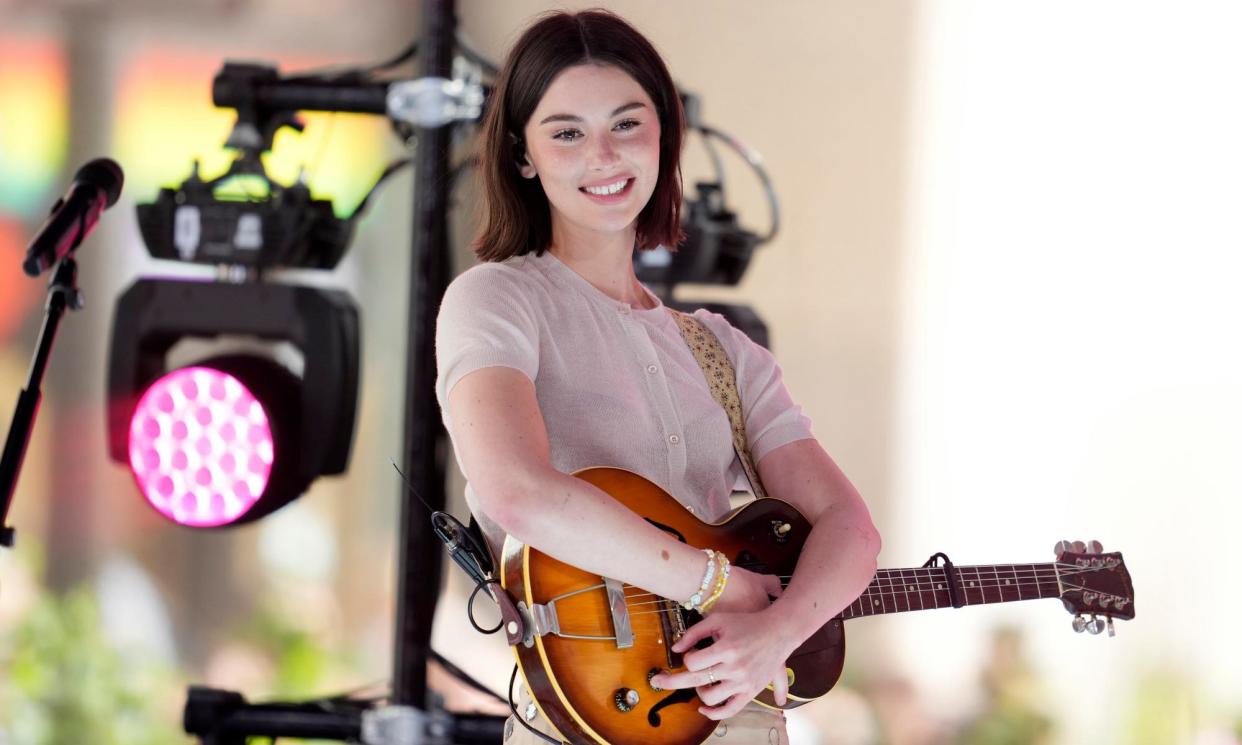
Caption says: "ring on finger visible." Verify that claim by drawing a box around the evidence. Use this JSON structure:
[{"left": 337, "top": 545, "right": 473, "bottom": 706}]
[{"left": 707, "top": 666, "right": 717, "bottom": 685}]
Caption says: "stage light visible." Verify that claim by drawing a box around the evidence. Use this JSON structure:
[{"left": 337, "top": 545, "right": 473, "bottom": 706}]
[
  {"left": 128, "top": 364, "right": 281, "bottom": 527},
  {"left": 107, "top": 279, "right": 359, "bottom": 528}
]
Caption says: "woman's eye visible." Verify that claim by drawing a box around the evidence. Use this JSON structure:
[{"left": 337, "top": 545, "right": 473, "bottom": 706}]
[
  {"left": 552, "top": 128, "right": 582, "bottom": 142},
  {"left": 615, "top": 119, "right": 641, "bottom": 131}
]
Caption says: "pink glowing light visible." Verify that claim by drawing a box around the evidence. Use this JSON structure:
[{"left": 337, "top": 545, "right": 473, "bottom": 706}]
[{"left": 128, "top": 367, "right": 275, "bottom": 527}]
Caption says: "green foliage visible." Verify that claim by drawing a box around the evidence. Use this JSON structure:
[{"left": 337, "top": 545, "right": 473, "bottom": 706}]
[
  {"left": 1124, "top": 668, "right": 1196, "bottom": 745},
  {"left": 955, "top": 703, "right": 1052, "bottom": 745},
  {"left": 0, "top": 588, "right": 186, "bottom": 745}
]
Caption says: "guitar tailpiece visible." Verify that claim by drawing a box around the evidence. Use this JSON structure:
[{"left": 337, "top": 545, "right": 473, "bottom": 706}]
[{"left": 923, "top": 551, "right": 965, "bottom": 609}]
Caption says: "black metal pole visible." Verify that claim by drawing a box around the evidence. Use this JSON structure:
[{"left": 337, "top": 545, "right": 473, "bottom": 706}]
[
  {"left": 0, "top": 258, "right": 83, "bottom": 549},
  {"left": 394, "top": 0, "right": 456, "bottom": 710}
]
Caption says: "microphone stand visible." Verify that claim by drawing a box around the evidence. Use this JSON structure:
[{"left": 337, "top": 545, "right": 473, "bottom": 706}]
[{"left": 0, "top": 257, "right": 85, "bottom": 551}]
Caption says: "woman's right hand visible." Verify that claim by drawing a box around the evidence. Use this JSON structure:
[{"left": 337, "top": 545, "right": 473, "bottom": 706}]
[
  {"left": 707, "top": 564, "right": 782, "bottom": 615},
  {"left": 648, "top": 565, "right": 793, "bottom": 718}
]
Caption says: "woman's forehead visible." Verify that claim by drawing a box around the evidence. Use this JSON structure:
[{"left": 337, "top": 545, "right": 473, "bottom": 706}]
[{"left": 531, "top": 64, "right": 654, "bottom": 122}]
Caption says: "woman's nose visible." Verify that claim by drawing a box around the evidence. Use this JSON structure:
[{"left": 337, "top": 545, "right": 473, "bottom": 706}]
[{"left": 589, "top": 136, "right": 621, "bottom": 170}]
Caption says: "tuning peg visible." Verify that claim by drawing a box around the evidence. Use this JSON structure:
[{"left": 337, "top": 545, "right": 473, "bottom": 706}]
[
  {"left": 1071, "top": 541, "right": 1086, "bottom": 553},
  {"left": 1086, "top": 540, "right": 1103, "bottom": 554},
  {"left": 1087, "top": 616, "right": 1106, "bottom": 635},
  {"left": 1072, "top": 615, "right": 1088, "bottom": 633},
  {"left": 1055, "top": 540, "right": 1073, "bottom": 557},
  {"left": 1106, "top": 617, "right": 1116, "bottom": 637}
]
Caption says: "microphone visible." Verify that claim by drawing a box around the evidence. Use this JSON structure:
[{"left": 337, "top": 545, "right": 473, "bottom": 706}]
[{"left": 23, "top": 158, "right": 124, "bottom": 277}]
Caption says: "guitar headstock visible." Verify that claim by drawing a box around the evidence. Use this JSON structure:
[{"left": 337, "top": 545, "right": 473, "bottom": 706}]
[{"left": 1054, "top": 540, "right": 1135, "bottom": 636}]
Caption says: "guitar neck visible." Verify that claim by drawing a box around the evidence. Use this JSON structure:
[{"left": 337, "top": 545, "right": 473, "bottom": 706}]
[{"left": 838, "top": 563, "right": 1062, "bottom": 619}]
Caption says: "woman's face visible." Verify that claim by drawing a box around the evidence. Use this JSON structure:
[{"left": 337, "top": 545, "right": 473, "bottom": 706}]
[{"left": 520, "top": 63, "right": 662, "bottom": 243}]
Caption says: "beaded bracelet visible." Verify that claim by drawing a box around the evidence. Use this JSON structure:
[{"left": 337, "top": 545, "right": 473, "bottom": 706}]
[
  {"left": 682, "top": 548, "right": 718, "bottom": 611},
  {"left": 699, "top": 553, "right": 731, "bottom": 614}
]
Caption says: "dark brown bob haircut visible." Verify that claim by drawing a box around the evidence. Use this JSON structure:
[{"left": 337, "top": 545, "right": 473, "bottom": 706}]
[{"left": 472, "top": 8, "right": 686, "bottom": 262}]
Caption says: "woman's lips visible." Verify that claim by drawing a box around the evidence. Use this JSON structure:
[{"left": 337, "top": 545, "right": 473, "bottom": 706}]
[{"left": 579, "top": 177, "right": 635, "bottom": 204}]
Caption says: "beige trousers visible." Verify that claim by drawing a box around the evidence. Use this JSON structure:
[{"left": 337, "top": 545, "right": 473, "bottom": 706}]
[{"left": 504, "top": 681, "right": 788, "bottom": 745}]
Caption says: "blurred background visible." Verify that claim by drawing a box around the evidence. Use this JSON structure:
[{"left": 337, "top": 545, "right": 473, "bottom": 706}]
[{"left": 1, "top": 1, "right": 1239, "bottom": 743}]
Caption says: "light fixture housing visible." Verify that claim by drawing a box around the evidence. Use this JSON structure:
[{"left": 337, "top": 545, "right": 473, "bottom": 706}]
[{"left": 107, "top": 278, "right": 359, "bottom": 527}]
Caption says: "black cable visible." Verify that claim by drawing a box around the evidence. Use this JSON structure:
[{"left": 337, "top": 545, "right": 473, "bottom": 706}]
[
  {"left": 429, "top": 648, "right": 506, "bottom": 705},
  {"left": 349, "top": 158, "right": 413, "bottom": 220},
  {"left": 467, "top": 580, "right": 505, "bottom": 635},
  {"left": 699, "top": 124, "right": 782, "bottom": 245},
  {"left": 508, "top": 665, "right": 569, "bottom": 745},
  {"left": 282, "top": 41, "right": 420, "bottom": 84},
  {"left": 697, "top": 128, "right": 728, "bottom": 201},
  {"left": 455, "top": 31, "right": 499, "bottom": 78}
]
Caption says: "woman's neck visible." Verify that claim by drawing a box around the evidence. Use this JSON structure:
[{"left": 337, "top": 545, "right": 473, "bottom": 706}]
[{"left": 548, "top": 225, "right": 654, "bottom": 309}]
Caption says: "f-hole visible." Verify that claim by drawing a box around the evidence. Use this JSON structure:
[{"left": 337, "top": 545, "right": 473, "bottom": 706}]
[
  {"left": 647, "top": 688, "right": 698, "bottom": 728},
  {"left": 645, "top": 518, "right": 688, "bottom": 544}
]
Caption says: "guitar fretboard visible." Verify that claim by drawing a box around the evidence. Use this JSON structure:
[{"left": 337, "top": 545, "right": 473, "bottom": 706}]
[{"left": 838, "top": 563, "right": 1061, "bottom": 619}]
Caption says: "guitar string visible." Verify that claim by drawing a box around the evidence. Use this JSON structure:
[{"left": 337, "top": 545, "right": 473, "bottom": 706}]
[
  {"left": 552, "top": 574, "right": 1115, "bottom": 635},
  {"left": 619, "top": 576, "right": 1110, "bottom": 608},
  {"left": 555, "top": 570, "right": 1120, "bottom": 635},
  {"left": 561, "top": 578, "right": 1127, "bottom": 635},
  {"left": 619, "top": 579, "right": 1064, "bottom": 611},
  {"left": 619, "top": 562, "right": 1095, "bottom": 590},
  {"left": 620, "top": 576, "right": 1079, "bottom": 603},
  {"left": 619, "top": 564, "right": 1097, "bottom": 602}
]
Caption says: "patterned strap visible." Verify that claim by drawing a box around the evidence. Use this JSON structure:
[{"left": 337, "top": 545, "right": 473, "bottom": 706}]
[{"left": 668, "top": 310, "right": 768, "bottom": 500}]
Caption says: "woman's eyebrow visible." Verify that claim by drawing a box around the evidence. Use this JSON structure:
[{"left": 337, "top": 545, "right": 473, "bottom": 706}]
[{"left": 538, "top": 101, "right": 647, "bottom": 126}]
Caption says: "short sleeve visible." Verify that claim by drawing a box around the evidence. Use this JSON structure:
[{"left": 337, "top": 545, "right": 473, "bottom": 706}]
[
  {"left": 435, "top": 263, "right": 540, "bottom": 423},
  {"left": 693, "top": 310, "right": 814, "bottom": 462}
]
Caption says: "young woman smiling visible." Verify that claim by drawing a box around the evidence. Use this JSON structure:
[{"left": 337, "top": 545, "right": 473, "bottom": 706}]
[{"left": 435, "top": 9, "right": 880, "bottom": 744}]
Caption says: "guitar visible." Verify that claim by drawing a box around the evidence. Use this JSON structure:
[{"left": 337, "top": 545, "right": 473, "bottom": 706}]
[{"left": 501, "top": 467, "right": 1135, "bottom": 745}]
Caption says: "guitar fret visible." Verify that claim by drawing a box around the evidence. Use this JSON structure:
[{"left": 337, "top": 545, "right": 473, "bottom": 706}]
[
  {"left": 969, "top": 565, "right": 985, "bottom": 605},
  {"left": 839, "top": 562, "right": 1062, "bottom": 620}
]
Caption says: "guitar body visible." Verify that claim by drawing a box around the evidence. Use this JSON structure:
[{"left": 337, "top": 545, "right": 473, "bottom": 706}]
[{"left": 502, "top": 467, "right": 846, "bottom": 745}]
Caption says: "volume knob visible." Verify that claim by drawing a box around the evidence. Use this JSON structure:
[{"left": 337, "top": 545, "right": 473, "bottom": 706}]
[{"left": 614, "top": 688, "right": 640, "bottom": 712}]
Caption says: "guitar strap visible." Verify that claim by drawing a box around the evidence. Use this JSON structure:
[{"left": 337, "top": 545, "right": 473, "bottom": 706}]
[{"left": 668, "top": 309, "right": 769, "bottom": 500}]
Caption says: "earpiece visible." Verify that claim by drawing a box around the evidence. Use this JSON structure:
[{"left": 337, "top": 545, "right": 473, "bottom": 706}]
[{"left": 511, "top": 134, "right": 536, "bottom": 178}]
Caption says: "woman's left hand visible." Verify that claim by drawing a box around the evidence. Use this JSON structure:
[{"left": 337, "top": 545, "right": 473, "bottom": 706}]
[{"left": 648, "top": 605, "right": 799, "bottom": 721}]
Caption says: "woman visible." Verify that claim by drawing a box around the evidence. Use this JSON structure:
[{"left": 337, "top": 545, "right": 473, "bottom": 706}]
[{"left": 435, "top": 9, "right": 881, "bottom": 744}]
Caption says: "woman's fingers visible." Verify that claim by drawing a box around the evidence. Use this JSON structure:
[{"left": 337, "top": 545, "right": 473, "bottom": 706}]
[
  {"left": 650, "top": 665, "right": 717, "bottom": 691},
  {"left": 671, "top": 615, "right": 720, "bottom": 653},
  {"left": 771, "top": 664, "right": 789, "bottom": 706},
  {"left": 695, "top": 680, "right": 735, "bottom": 707},
  {"left": 699, "top": 692, "right": 750, "bottom": 721},
  {"left": 681, "top": 643, "right": 730, "bottom": 673}
]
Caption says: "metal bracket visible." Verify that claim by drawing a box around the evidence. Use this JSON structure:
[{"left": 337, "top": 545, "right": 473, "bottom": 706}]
[
  {"left": 361, "top": 705, "right": 451, "bottom": 745},
  {"left": 386, "top": 76, "right": 483, "bottom": 128}
]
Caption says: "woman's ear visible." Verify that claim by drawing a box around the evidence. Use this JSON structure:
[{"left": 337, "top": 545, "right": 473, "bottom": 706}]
[{"left": 511, "top": 133, "right": 537, "bottom": 179}]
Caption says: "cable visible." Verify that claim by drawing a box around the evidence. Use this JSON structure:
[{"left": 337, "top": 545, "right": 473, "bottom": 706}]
[
  {"left": 455, "top": 31, "right": 500, "bottom": 78},
  {"left": 698, "top": 124, "right": 782, "bottom": 245},
  {"left": 282, "top": 40, "right": 419, "bottom": 84},
  {"left": 508, "top": 665, "right": 569, "bottom": 745},
  {"left": 429, "top": 649, "right": 506, "bottom": 705},
  {"left": 467, "top": 579, "right": 505, "bottom": 635},
  {"left": 698, "top": 129, "right": 728, "bottom": 201},
  {"left": 349, "top": 158, "right": 413, "bottom": 220}
]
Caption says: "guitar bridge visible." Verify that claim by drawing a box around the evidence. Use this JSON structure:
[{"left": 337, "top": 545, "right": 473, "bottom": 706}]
[{"left": 515, "top": 578, "right": 635, "bottom": 650}]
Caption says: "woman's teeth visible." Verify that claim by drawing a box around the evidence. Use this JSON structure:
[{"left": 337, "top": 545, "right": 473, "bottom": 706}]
[{"left": 582, "top": 179, "right": 629, "bottom": 196}]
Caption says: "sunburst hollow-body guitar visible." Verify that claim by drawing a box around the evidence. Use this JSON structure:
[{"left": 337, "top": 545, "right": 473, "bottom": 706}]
[{"left": 501, "top": 467, "right": 1135, "bottom": 745}]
